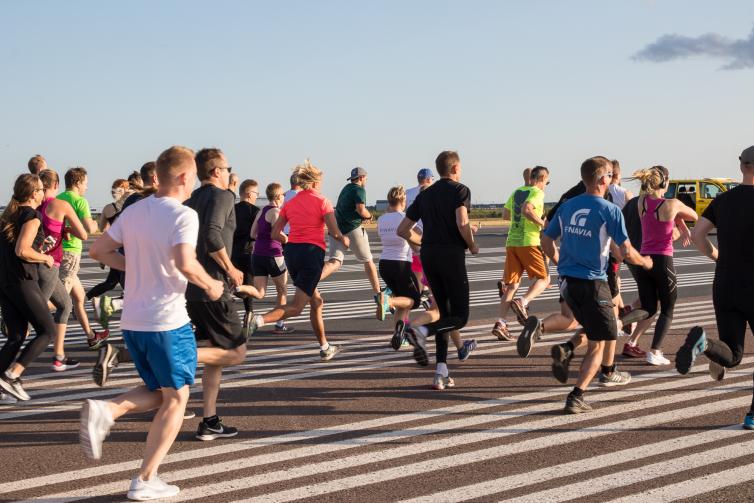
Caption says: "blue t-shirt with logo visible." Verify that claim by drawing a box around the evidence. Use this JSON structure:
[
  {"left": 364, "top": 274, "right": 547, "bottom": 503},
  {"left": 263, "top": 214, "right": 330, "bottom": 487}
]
[{"left": 544, "top": 194, "right": 629, "bottom": 281}]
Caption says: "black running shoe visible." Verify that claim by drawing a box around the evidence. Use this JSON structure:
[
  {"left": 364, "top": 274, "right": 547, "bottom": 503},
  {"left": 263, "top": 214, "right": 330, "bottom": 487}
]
[
  {"left": 551, "top": 343, "right": 573, "bottom": 384},
  {"left": 196, "top": 418, "right": 239, "bottom": 441},
  {"left": 497, "top": 280, "right": 505, "bottom": 298},
  {"left": 0, "top": 374, "right": 29, "bottom": 401},
  {"left": 564, "top": 393, "right": 592, "bottom": 414},
  {"left": 405, "top": 327, "right": 429, "bottom": 367},
  {"left": 676, "top": 326, "right": 707, "bottom": 375},
  {"left": 93, "top": 344, "right": 120, "bottom": 387},
  {"left": 391, "top": 320, "right": 406, "bottom": 351},
  {"left": 517, "top": 316, "right": 541, "bottom": 358}
]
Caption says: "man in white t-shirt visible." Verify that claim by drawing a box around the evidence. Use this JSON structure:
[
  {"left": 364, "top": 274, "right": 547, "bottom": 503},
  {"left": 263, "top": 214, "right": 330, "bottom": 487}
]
[
  {"left": 282, "top": 172, "right": 300, "bottom": 235},
  {"left": 80, "top": 146, "right": 223, "bottom": 501},
  {"left": 405, "top": 168, "right": 434, "bottom": 295},
  {"left": 405, "top": 168, "right": 434, "bottom": 209}
]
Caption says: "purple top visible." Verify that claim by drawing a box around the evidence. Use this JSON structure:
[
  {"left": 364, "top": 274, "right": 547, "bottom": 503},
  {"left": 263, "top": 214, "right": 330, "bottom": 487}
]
[
  {"left": 640, "top": 197, "right": 674, "bottom": 257},
  {"left": 253, "top": 205, "right": 283, "bottom": 257},
  {"left": 40, "top": 197, "right": 64, "bottom": 267}
]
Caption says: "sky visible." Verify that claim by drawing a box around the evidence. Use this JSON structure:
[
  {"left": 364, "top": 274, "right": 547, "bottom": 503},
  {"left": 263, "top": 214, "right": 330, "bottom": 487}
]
[{"left": 2, "top": 0, "right": 754, "bottom": 208}]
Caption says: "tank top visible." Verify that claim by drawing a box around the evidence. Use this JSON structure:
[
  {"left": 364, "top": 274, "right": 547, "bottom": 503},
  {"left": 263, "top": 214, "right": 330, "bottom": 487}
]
[
  {"left": 640, "top": 197, "right": 674, "bottom": 256},
  {"left": 40, "top": 197, "right": 64, "bottom": 267},
  {"left": 608, "top": 184, "right": 628, "bottom": 209},
  {"left": 253, "top": 205, "right": 283, "bottom": 257}
]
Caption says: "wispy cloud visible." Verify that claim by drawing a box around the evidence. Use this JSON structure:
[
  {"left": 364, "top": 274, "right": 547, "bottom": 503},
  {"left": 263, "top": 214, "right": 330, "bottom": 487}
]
[{"left": 633, "top": 26, "right": 754, "bottom": 70}]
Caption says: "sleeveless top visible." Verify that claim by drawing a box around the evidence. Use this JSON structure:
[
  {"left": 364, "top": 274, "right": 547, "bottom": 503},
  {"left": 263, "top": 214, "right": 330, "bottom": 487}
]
[
  {"left": 104, "top": 200, "right": 124, "bottom": 225},
  {"left": 608, "top": 184, "right": 628, "bottom": 209},
  {"left": 640, "top": 197, "right": 674, "bottom": 256},
  {"left": 40, "top": 197, "right": 64, "bottom": 267},
  {"left": 253, "top": 205, "right": 283, "bottom": 257}
]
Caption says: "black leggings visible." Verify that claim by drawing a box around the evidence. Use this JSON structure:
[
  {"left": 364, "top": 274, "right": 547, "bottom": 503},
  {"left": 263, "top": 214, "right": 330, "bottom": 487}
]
[
  {"left": 421, "top": 246, "right": 470, "bottom": 364},
  {"left": 0, "top": 280, "right": 57, "bottom": 373},
  {"left": 86, "top": 268, "right": 124, "bottom": 300},
  {"left": 635, "top": 254, "right": 677, "bottom": 350}
]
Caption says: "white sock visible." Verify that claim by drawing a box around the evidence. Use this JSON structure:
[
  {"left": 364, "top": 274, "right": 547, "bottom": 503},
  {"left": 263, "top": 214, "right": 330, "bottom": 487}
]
[
  {"left": 112, "top": 298, "right": 124, "bottom": 311},
  {"left": 320, "top": 343, "right": 330, "bottom": 351},
  {"left": 417, "top": 326, "right": 429, "bottom": 337},
  {"left": 436, "top": 363, "right": 449, "bottom": 377},
  {"left": 275, "top": 321, "right": 285, "bottom": 328},
  {"left": 4, "top": 370, "right": 17, "bottom": 380},
  {"left": 255, "top": 315, "right": 266, "bottom": 328},
  {"left": 498, "top": 318, "right": 507, "bottom": 325}
]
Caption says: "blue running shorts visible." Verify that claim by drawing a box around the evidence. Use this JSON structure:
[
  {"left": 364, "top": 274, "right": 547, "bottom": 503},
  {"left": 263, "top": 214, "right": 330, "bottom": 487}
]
[{"left": 122, "top": 323, "right": 197, "bottom": 391}]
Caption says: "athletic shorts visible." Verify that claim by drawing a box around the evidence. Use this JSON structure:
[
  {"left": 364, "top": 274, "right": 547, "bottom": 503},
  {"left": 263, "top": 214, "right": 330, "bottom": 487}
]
[
  {"left": 329, "top": 226, "right": 372, "bottom": 263},
  {"left": 560, "top": 276, "right": 618, "bottom": 342},
  {"left": 122, "top": 323, "right": 197, "bottom": 391},
  {"left": 186, "top": 300, "right": 245, "bottom": 350},
  {"left": 285, "top": 242, "right": 325, "bottom": 297},
  {"left": 503, "top": 246, "right": 548, "bottom": 284},
  {"left": 59, "top": 251, "right": 82, "bottom": 293},
  {"left": 231, "top": 253, "right": 252, "bottom": 275},
  {"left": 251, "top": 254, "right": 286, "bottom": 278},
  {"left": 607, "top": 255, "right": 620, "bottom": 297},
  {"left": 379, "top": 259, "right": 421, "bottom": 309}
]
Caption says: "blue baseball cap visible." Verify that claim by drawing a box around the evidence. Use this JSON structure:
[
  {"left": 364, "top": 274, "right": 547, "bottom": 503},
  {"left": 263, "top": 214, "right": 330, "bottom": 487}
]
[{"left": 417, "top": 168, "right": 434, "bottom": 180}]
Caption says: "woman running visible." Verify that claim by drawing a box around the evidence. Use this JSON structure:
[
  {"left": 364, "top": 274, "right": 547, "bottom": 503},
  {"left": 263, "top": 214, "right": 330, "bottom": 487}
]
[
  {"left": 246, "top": 161, "right": 349, "bottom": 360},
  {"left": 0, "top": 174, "right": 58, "bottom": 402},
  {"left": 625, "top": 166, "right": 697, "bottom": 365},
  {"left": 38, "top": 169, "right": 88, "bottom": 371}
]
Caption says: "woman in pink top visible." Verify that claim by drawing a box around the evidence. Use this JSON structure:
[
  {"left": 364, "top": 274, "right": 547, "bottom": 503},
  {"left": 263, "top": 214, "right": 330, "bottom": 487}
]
[
  {"left": 626, "top": 166, "right": 697, "bottom": 365},
  {"left": 247, "top": 161, "right": 349, "bottom": 360}
]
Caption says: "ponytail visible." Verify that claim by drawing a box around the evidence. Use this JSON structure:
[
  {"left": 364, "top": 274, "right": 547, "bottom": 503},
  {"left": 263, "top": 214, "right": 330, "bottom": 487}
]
[{"left": 1, "top": 174, "right": 40, "bottom": 241}]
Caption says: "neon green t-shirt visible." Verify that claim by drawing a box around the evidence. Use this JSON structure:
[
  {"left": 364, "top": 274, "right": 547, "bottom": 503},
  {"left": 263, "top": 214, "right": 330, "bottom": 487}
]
[
  {"left": 505, "top": 185, "right": 544, "bottom": 247},
  {"left": 57, "top": 190, "right": 91, "bottom": 254}
]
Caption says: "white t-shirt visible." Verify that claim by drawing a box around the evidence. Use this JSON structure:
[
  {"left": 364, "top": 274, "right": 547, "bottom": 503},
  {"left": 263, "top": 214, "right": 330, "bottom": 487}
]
[
  {"left": 107, "top": 195, "right": 200, "bottom": 332},
  {"left": 608, "top": 184, "right": 629, "bottom": 209},
  {"left": 282, "top": 188, "right": 300, "bottom": 234},
  {"left": 378, "top": 211, "right": 412, "bottom": 262},
  {"left": 405, "top": 185, "right": 424, "bottom": 231}
]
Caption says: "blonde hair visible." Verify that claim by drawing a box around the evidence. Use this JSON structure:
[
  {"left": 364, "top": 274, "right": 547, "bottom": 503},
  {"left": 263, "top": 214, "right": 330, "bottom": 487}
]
[
  {"left": 265, "top": 182, "right": 282, "bottom": 200},
  {"left": 294, "top": 159, "right": 322, "bottom": 190},
  {"left": 631, "top": 166, "right": 668, "bottom": 192},
  {"left": 387, "top": 185, "right": 406, "bottom": 206}
]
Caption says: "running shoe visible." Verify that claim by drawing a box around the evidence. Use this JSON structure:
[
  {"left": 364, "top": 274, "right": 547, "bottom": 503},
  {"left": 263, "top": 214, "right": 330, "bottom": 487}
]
[
  {"left": 516, "top": 316, "right": 541, "bottom": 358},
  {"left": 80, "top": 399, "right": 114, "bottom": 460},
  {"left": 622, "top": 343, "right": 646, "bottom": 358},
  {"left": 0, "top": 392, "right": 17, "bottom": 406},
  {"left": 458, "top": 339, "right": 477, "bottom": 362},
  {"left": 709, "top": 360, "right": 726, "bottom": 381},
  {"left": 51, "top": 357, "right": 80, "bottom": 372},
  {"left": 551, "top": 343, "right": 574, "bottom": 384},
  {"left": 87, "top": 329, "right": 111, "bottom": 350},
  {"left": 320, "top": 344, "right": 340, "bottom": 361},
  {"left": 0, "top": 374, "right": 29, "bottom": 401},
  {"left": 93, "top": 344, "right": 120, "bottom": 387},
  {"left": 598, "top": 369, "right": 632, "bottom": 387},
  {"left": 127, "top": 474, "right": 180, "bottom": 501},
  {"left": 646, "top": 351, "right": 671, "bottom": 366},
  {"left": 420, "top": 289, "right": 432, "bottom": 310},
  {"left": 391, "top": 320, "right": 407, "bottom": 351},
  {"left": 272, "top": 323, "right": 295, "bottom": 334},
  {"left": 492, "top": 321, "right": 514, "bottom": 342},
  {"left": 405, "top": 327, "right": 429, "bottom": 367},
  {"left": 183, "top": 410, "right": 196, "bottom": 420},
  {"left": 744, "top": 413, "right": 754, "bottom": 431},
  {"left": 0, "top": 319, "right": 6, "bottom": 336},
  {"left": 676, "top": 326, "right": 707, "bottom": 375},
  {"left": 196, "top": 418, "right": 238, "bottom": 441},
  {"left": 376, "top": 290, "right": 391, "bottom": 322},
  {"left": 432, "top": 374, "right": 455, "bottom": 390},
  {"left": 97, "top": 295, "right": 114, "bottom": 329},
  {"left": 564, "top": 393, "right": 592, "bottom": 414},
  {"left": 242, "top": 311, "right": 254, "bottom": 340},
  {"left": 497, "top": 280, "right": 505, "bottom": 298},
  {"left": 509, "top": 297, "right": 528, "bottom": 326}
]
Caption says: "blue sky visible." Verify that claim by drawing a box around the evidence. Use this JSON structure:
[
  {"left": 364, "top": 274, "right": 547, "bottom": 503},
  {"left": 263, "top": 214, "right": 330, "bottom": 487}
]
[{"left": 2, "top": 0, "right": 753, "bottom": 208}]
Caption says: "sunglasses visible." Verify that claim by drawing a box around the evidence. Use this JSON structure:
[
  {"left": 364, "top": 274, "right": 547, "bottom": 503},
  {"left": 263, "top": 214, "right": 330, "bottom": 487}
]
[{"left": 218, "top": 166, "right": 233, "bottom": 173}]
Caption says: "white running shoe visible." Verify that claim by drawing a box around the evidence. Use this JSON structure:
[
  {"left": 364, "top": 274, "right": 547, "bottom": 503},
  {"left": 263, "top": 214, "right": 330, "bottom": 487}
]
[
  {"left": 127, "top": 474, "right": 180, "bottom": 501},
  {"left": 80, "top": 399, "right": 114, "bottom": 460},
  {"left": 646, "top": 351, "right": 671, "bottom": 366},
  {"left": 0, "top": 392, "right": 17, "bottom": 405}
]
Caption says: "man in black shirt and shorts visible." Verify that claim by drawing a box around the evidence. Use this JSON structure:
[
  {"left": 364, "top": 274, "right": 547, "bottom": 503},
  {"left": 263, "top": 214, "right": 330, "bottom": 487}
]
[
  {"left": 231, "top": 178, "right": 260, "bottom": 331},
  {"left": 679, "top": 145, "right": 754, "bottom": 430},
  {"left": 398, "top": 150, "right": 479, "bottom": 390}
]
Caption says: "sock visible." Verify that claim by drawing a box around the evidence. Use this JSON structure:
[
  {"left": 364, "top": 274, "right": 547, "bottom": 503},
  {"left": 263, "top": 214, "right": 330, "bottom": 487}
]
[
  {"left": 565, "top": 341, "right": 575, "bottom": 351},
  {"left": 436, "top": 362, "right": 449, "bottom": 377},
  {"left": 498, "top": 318, "right": 507, "bottom": 325},
  {"left": 417, "top": 326, "right": 428, "bottom": 337},
  {"left": 255, "top": 315, "right": 266, "bottom": 328},
  {"left": 112, "top": 298, "right": 123, "bottom": 311},
  {"left": 320, "top": 343, "right": 330, "bottom": 351},
  {"left": 4, "top": 370, "right": 17, "bottom": 380},
  {"left": 521, "top": 298, "right": 529, "bottom": 308},
  {"left": 570, "top": 386, "right": 584, "bottom": 397},
  {"left": 203, "top": 414, "right": 219, "bottom": 425},
  {"left": 275, "top": 320, "right": 285, "bottom": 328},
  {"left": 54, "top": 355, "right": 65, "bottom": 362},
  {"left": 601, "top": 364, "right": 615, "bottom": 375}
]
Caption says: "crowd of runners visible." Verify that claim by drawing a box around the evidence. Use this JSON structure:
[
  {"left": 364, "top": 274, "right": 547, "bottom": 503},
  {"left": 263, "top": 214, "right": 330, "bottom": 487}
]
[{"left": 0, "top": 145, "right": 753, "bottom": 499}]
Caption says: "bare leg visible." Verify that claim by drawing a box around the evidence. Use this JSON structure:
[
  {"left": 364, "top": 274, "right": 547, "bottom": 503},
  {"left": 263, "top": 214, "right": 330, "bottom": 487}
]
[
  {"left": 261, "top": 288, "right": 310, "bottom": 324},
  {"left": 522, "top": 277, "right": 549, "bottom": 303},
  {"left": 499, "top": 282, "right": 519, "bottom": 319},
  {"left": 197, "top": 345, "right": 245, "bottom": 418},
  {"left": 71, "top": 280, "right": 94, "bottom": 336},
  {"left": 139, "top": 386, "right": 189, "bottom": 480},
  {"left": 319, "top": 259, "right": 341, "bottom": 281},
  {"left": 271, "top": 272, "right": 288, "bottom": 306},
  {"left": 629, "top": 315, "right": 656, "bottom": 346},
  {"left": 252, "top": 276, "right": 270, "bottom": 300},
  {"left": 53, "top": 324, "right": 67, "bottom": 357},
  {"left": 363, "top": 261, "right": 381, "bottom": 294},
  {"left": 574, "top": 340, "right": 605, "bottom": 390},
  {"left": 309, "top": 289, "right": 327, "bottom": 346},
  {"left": 601, "top": 340, "right": 618, "bottom": 367}
]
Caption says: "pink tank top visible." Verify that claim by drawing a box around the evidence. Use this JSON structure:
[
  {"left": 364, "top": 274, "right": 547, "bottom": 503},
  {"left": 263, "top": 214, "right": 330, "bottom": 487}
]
[
  {"left": 40, "top": 197, "right": 64, "bottom": 266},
  {"left": 640, "top": 197, "right": 674, "bottom": 257}
]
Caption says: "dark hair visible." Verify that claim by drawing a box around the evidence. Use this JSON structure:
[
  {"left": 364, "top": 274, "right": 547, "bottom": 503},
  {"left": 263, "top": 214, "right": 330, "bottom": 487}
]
[
  {"left": 531, "top": 165, "right": 549, "bottom": 182},
  {"left": 435, "top": 150, "right": 460, "bottom": 177},
  {"left": 611, "top": 159, "right": 621, "bottom": 177},
  {"left": 127, "top": 171, "right": 143, "bottom": 191},
  {"left": 139, "top": 161, "right": 157, "bottom": 186},
  {"left": 155, "top": 146, "right": 195, "bottom": 184},
  {"left": 28, "top": 155, "right": 46, "bottom": 175},
  {"left": 580, "top": 156, "right": 612, "bottom": 186},
  {"left": 195, "top": 148, "right": 225, "bottom": 181},
  {"left": 240, "top": 179, "right": 258, "bottom": 196},
  {"left": 64, "top": 167, "right": 87, "bottom": 190},
  {"left": 1, "top": 174, "right": 40, "bottom": 241},
  {"left": 39, "top": 169, "right": 59, "bottom": 190},
  {"left": 290, "top": 172, "right": 299, "bottom": 188}
]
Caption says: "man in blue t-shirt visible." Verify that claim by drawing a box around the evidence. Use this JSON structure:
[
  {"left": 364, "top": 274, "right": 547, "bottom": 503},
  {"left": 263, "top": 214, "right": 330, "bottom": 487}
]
[{"left": 540, "top": 156, "right": 652, "bottom": 414}]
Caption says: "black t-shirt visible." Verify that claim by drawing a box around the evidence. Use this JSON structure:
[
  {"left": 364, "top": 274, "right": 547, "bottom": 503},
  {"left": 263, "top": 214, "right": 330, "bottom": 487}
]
[
  {"left": 232, "top": 201, "right": 260, "bottom": 262},
  {"left": 122, "top": 192, "right": 145, "bottom": 211},
  {"left": 0, "top": 206, "right": 44, "bottom": 285},
  {"left": 547, "top": 182, "right": 585, "bottom": 221},
  {"left": 702, "top": 185, "right": 754, "bottom": 282},
  {"left": 406, "top": 178, "right": 471, "bottom": 249},
  {"left": 622, "top": 196, "right": 642, "bottom": 251},
  {"left": 184, "top": 185, "right": 237, "bottom": 302}
]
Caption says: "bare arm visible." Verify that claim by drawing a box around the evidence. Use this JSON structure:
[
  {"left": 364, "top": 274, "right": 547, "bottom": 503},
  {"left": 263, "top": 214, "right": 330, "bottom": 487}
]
[
  {"left": 397, "top": 217, "right": 422, "bottom": 247},
  {"left": 617, "top": 239, "right": 653, "bottom": 270},
  {"left": 89, "top": 233, "right": 126, "bottom": 271},
  {"left": 324, "top": 213, "right": 349, "bottom": 248},
  {"left": 15, "top": 219, "right": 54, "bottom": 268},
  {"left": 691, "top": 217, "right": 718, "bottom": 262},
  {"left": 541, "top": 235, "right": 558, "bottom": 265},
  {"left": 249, "top": 210, "right": 263, "bottom": 241},
  {"left": 672, "top": 199, "right": 698, "bottom": 222},
  {"left": 173, "top": 243, "right": 223, "bottom": 301},
  {"left": 502, "top": 207, "right": 511, "bottom": 220},
  {"left": 522, "top": 202, "right": 545, "bottom": 228},
  {"left": 83, "top": 216, "right": 98, "bottom": 235},
  {"left": 455, "top": 205, "right": 478, "bottom": 254},
  {"left": 61, "top": 202, "right": 88, "bottom": 241},
  {"left": 355, "top": 202, "right": 372, "bottom": 221},
  {"left": 264, "top": 207, "right": 287, "bottom": 244}
]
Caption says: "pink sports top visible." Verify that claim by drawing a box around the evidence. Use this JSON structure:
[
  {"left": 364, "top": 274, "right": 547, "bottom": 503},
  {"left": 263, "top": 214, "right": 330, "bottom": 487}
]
[
  {"left": 640, "top": 196, "right": 674, "bottom": 257},
  {"left": 40, "top": 197, "right": 64, "bottom": 266}
]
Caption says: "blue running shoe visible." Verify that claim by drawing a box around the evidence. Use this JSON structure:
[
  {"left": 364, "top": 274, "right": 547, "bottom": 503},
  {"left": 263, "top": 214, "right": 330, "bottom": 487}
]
[
  {"left": 744, "top": 413, "right": 754, "bottom": 430},
  {"left": 375, "top": 289, "right": 392, "bottom": 322},
  {"left": 676, "top": 326, "right": 707, "bottom": 375},
  {"left": 458, "top": 339, "right": 477, "bottom": 362}
]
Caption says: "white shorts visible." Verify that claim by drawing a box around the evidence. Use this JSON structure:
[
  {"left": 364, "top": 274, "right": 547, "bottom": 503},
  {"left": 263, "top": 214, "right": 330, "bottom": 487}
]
[{"left": 329, "top": 227, "right": 373, "bottom": 263}]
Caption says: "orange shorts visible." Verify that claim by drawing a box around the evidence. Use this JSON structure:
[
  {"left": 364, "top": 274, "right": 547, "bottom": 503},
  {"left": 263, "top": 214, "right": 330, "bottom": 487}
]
[{"left": 503, "top": 246, "right": 548, "bottom": 284}]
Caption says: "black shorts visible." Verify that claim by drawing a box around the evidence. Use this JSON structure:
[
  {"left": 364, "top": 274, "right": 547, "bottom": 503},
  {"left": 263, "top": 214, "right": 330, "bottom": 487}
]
[
  {"left": 251, "top": 254, "right": 286, "bottom": 278},
  {"left": 560, "top": 276, "right": 617, "bottom": 341},
  {"left": 231, "top": 253, "right": 252, "bottom": 275},
  {"left": 378, "top": 259, "right": 421, "bottom": 309},
  {"left": 186, "top": 300, "right": 245, "bottom": 350},
  {"left": 607, "top": 261, "right": 620, "bottom": 298},
  {"left": 283, "top": 243, "right": 325, "bottom": 297}
]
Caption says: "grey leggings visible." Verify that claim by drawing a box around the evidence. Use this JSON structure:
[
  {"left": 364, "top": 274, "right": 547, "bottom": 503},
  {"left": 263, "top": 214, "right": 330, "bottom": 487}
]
[{"left": 38, "top": 264, "right": 72, "bottom": 325}]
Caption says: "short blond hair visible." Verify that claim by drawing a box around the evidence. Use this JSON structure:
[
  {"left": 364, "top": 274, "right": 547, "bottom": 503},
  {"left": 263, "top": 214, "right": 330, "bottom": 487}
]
[
  {"left": 387, "top": 185, "right": 406, "bottom": 206},
  {"left": 156, "top": 146, "right": 195, "bottom": 184}
]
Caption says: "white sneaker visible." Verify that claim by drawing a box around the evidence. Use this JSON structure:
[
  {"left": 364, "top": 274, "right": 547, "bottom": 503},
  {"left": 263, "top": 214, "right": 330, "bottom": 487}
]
[
  {"left": 646, "top": 351, "right": 671, "bottom": 366},
  {"left": 127, "top": 474, "right": 180, "bottom": 501},
  {"left": 80, "top": 399, "right": 114, "bottom": 460},
  {"left": 0, "top": 392, "right": 17, "bottom": 405}
]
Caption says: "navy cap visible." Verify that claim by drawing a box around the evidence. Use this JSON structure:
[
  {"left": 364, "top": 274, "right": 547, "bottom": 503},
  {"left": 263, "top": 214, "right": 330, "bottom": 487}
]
[
  {"left": 348, "top": 167, "right": 368, "bottom": 180},
  {"left": 417, "top": 168, "right": 434, "bottom": 180}
]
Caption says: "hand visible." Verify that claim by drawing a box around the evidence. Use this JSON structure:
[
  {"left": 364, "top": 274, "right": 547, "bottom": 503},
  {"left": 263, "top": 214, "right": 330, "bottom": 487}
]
[
  {"left": 43, "top": 255, "right": 54, "bottom": 269},
  {"left": 228, "top": 266, "right": 244, "bottom": 288},
  {"left": 341, "top": 235, "right": 350, "bottom": 249},
  {"left": 471, "top": 224, "right": 479, "bottom": 234},
  {"left": 205, "top": 279, "right": 224, "bottom": 301},
  {"left": 469, "top": 243, "right": 480, "bottom": 255},
  {"left": 642, "top": 255, "right": 653, "bottom": 271},
  {"left": 680, "top": 228, "right": 692, "bottom": 248}
]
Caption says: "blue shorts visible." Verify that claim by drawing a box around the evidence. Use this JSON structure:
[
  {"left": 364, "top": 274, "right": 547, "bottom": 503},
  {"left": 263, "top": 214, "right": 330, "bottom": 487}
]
[{"left": 122, "top": 323, "right": 197, "bottom": 391}]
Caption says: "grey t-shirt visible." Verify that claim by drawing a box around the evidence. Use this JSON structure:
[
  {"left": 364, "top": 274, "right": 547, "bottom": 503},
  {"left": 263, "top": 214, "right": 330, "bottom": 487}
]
[{"left": 184, "top": 184, "right": 236, "bottom": 302}]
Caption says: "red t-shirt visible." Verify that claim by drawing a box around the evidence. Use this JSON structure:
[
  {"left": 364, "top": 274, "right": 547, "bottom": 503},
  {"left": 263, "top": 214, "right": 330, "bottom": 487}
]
[{"left": 279, "top": 189, "right": 334, "bottom": 251}]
